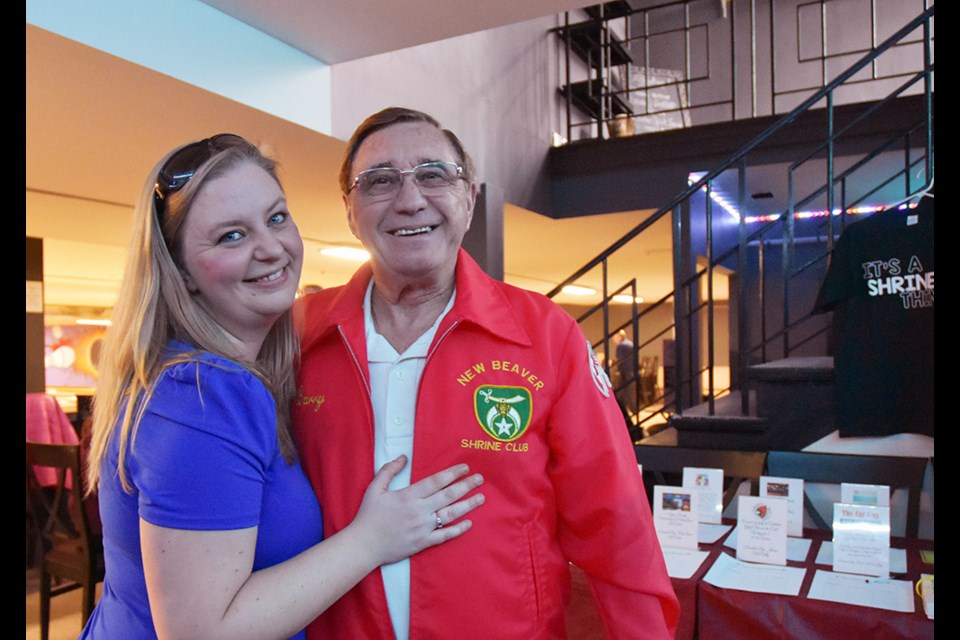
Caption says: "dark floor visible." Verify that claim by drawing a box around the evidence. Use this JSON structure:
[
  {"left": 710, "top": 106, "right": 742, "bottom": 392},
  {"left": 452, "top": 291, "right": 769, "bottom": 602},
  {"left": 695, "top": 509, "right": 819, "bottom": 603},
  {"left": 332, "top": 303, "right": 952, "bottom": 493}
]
[{"left": 26, "top": 567, "right": 98, "bottom": 640}]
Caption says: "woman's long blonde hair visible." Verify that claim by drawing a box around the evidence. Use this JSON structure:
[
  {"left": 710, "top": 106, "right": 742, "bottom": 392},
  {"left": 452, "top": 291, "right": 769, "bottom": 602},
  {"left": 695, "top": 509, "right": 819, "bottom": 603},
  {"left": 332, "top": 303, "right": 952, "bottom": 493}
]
[{"left": 86, "top": 136, "right": 299, "bottom": 493}]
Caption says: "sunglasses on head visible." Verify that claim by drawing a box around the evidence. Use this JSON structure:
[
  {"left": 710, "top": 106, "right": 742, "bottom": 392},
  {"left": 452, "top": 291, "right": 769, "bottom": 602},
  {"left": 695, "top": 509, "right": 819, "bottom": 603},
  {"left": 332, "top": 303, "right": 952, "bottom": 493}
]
[{"left": 153, "top": 133, "right": 248, "bottom": 220}]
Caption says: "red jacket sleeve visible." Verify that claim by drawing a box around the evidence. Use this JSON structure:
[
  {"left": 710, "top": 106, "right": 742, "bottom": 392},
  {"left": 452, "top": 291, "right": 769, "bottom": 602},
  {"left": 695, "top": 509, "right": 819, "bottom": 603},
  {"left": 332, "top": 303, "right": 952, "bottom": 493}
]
[{"left": 546, "top": 320, "right": 680, "bottom": 639}]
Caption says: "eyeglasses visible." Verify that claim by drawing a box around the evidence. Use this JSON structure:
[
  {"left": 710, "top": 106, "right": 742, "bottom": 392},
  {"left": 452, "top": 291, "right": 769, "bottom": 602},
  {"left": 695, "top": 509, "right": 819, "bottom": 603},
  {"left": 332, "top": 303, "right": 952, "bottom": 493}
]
[
  {"left": 349, "top": 161, "right": 465, "bottom": 199},
  {"left": 153, "top": 133, "right": 248, "bottom": 219}
]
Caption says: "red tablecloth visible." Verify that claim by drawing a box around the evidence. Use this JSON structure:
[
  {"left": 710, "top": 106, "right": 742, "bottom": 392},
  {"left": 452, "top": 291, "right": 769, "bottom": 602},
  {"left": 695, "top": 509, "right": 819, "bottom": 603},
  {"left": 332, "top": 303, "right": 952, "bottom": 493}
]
[
  {"left": 565, "top": 528, "right": 933, "bottom": 640},
  {"left": 698, "top": 533, "right": 933, "bottom": 640}
]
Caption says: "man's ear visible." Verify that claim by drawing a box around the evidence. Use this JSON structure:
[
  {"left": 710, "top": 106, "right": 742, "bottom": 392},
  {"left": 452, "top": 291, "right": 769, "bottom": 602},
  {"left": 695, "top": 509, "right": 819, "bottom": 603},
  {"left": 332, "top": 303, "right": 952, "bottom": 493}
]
[
  {"left": 464, "top": 181, "right": 478, "bottom": 231},
  {"left": 344, "top": 193, "right": 360, "bottom": 239}
]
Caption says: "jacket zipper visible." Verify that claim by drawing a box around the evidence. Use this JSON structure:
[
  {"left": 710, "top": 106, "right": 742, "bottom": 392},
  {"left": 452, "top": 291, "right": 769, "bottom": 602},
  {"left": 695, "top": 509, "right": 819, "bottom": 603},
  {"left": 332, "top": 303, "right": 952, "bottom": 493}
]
[
  {"left": 336, "top": 325, "right": 371, "bottom": 397},
  {"left": 337, "top": 319, "right": 460, "bottom": 458},
  {"left": 336, "top": 325, "right": 375, "bottom": 445},
  {"left": 415, "top": 319, "right": 460, "bottom": 410}
]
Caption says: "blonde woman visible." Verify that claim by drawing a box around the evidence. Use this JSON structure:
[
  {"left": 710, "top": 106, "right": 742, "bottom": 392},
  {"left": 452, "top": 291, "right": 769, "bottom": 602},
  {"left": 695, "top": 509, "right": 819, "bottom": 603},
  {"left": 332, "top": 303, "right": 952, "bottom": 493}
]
[{"left": 81, "top": 134, "right": 484, "bottom": 640}]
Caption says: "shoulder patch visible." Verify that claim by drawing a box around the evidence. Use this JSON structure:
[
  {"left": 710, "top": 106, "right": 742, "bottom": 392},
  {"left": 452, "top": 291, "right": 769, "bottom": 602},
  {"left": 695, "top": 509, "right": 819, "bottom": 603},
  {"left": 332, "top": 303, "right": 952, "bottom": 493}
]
[{"left": 586, "top": 339, "right": 613, "bottom": 398}]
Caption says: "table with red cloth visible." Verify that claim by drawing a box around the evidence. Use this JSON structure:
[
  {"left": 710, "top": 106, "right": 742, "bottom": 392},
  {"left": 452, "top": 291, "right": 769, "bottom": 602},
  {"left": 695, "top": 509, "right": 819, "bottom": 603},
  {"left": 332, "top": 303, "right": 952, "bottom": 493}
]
[
  {"left": 698, "top": 530, "right": 933, "bottom": 640},
  {"left": 565, "top": 525, "right": 932, "bottom": 640}
]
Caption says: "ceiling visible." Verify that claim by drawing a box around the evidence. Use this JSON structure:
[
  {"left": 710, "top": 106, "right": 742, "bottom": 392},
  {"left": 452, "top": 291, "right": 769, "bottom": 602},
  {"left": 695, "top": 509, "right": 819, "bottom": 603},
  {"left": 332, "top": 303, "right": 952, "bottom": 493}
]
[
  {"left": 26, "top": 0, "right": 676, "bottom": 322},
  {"left": 200, "top": 0, "right": 602, "bottom": 65}
]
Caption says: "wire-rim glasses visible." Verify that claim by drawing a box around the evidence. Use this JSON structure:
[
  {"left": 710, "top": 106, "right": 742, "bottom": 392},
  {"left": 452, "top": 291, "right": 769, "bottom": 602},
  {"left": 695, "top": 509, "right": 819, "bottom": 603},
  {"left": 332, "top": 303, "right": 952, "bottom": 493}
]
[{"left": 349, "top": 161, "right": 465, "bottom": 199}]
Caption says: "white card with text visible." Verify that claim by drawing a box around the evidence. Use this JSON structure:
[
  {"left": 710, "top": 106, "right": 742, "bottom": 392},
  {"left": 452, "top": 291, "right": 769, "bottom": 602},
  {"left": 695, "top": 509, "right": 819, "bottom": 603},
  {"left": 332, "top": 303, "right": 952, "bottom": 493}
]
[
  {"left": 653, "top": 485, "right": 700, "bottom": 550},
  {"left": 683, "top": 467, "right": 724, "bottom": 524},
  {"left": 841, "top": 483, "right": 890, "bottom": 508},
  {"left": 832, "top": 503, "right": 891, "bottom": 577},
  {"left": 759, "top": 476, "right": 804, "bottom": 537},
  {"left": 736, "top": 496, "right": 788, "bottom": 565}
]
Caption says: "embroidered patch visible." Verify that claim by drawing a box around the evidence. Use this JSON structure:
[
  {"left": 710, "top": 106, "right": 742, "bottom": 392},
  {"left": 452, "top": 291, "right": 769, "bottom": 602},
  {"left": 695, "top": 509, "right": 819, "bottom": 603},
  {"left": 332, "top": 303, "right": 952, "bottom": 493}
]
[
  {"left": 474, "top": 385, "right": 532, "bottom": 442},
  {"left": 586, "top": 339, "right": 612, "bottom": 398}
]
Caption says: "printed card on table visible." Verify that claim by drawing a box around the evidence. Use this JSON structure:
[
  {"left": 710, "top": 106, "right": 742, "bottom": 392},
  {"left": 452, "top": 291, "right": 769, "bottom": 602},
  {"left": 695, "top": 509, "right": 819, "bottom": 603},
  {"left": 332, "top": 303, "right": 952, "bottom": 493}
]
[
  {"left": 760, "top": 476, "right": 804, "bottom": 537},
  {"left": 841, "top": 483, "right": 890, "bottom": 508},
  {"left": 682, "top": 467, "right": 723, "bottom": 524},
  {"left": 736, "top": 495, "right": 788, "bottom": 565},
  {"left": 832, "top": 503, "right": 891, "bottom": 577},
  {"left": 653, "top": 485, "right": 699, "bottom": 550}
]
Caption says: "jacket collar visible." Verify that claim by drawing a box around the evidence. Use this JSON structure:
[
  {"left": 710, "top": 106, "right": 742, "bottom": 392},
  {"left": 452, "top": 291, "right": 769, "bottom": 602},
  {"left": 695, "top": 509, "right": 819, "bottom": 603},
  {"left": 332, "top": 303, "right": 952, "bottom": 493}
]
[
  {"left": 300, "top": 248, "right": 532, "bottom": 352},
  {"left": 299, "top": 261, "right": 370, "bottom": 353},
  {"left": 445, "top": 249, "right": 531, "bottom": 347}
]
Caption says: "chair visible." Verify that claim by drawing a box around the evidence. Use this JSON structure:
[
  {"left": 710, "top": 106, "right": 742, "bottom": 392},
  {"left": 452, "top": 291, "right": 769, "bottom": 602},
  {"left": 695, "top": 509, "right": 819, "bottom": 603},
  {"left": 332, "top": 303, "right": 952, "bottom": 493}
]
[
  {"left": 25, "top": 442, "right": 104, "bottom": 640},
  {"left": 765, "top": 450, "right": 928, "bottom": 538},
  {"left": 634, "top": 445, "right": 768, "bottom": 511},
  {"left": 26, "top": 393, "right": 80, "bottom": 484}
]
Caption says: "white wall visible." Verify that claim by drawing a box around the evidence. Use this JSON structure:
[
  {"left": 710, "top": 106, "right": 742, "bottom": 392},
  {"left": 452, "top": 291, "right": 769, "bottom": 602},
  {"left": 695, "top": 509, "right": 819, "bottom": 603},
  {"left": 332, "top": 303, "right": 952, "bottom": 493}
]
[{"left": 330, "top": 14, "right": 567, "bottom": 215}]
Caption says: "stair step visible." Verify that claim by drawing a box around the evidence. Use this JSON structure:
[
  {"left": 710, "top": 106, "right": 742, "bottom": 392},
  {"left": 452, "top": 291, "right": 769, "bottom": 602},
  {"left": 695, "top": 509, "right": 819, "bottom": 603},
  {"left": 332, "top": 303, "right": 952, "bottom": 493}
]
[
  {"left": 668, "top": 413, "right": 769, "bottom": 451},
  {"left": 669, "top": 415, "right": 768, "bottom": 433},
  {"left": 748, "top": 356, "right": 834, "bottom": 383},
  {"left": 681, "top": 390, "right": 757, "bottom": 418}
]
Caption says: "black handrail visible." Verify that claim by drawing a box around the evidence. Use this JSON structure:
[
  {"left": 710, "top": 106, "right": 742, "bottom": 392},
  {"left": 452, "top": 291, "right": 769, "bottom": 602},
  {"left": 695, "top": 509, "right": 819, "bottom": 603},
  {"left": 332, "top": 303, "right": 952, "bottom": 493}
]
[
  {"left": 548, "top": 5, "right": 934, "bottom": 300},
  {"left": 549, "top": 5, "right": 934, "bottom": 428}
]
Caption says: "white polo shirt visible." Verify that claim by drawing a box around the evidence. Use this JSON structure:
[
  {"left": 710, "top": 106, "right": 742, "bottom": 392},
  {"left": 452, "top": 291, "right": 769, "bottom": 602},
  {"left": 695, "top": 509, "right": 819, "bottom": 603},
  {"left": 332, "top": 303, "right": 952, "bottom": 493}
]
[{"left": 364, "top": 281, "right": 455, "bottom": 640}]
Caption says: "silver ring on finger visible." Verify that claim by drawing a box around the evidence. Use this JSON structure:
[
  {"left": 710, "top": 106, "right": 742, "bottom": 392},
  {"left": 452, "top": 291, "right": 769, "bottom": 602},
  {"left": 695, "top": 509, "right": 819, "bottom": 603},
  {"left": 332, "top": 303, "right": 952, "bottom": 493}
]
[{"left": 434, "top": 513, "right": 444, "bottom": 530}]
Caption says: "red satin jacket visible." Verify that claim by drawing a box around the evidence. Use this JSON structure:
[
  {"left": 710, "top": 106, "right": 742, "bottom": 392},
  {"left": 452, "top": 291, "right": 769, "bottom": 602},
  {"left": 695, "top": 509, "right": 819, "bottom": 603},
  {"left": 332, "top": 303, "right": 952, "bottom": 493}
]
[{"left": 292, "top": 250, "right": 679, "bottom": 639}]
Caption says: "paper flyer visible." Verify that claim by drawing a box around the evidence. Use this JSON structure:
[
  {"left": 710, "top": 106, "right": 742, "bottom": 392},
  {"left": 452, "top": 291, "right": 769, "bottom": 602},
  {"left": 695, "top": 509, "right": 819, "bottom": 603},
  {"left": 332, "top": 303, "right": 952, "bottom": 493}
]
[
  {"left": 815, "top": 542, "right": 906, "bottom": 575},
  {"left": 759, "top": 475, "right": 804, "bottom": 537},
  {"left": 736, "top": 495, "right": 788, "bottom": 565},
  {"left": 653, "top": 485, "right": 699, "bottom": 550},
  {"left": 703, "top": 551, "right": 806, "bottom": 596},
  {"left": 683, "top": 467, "right": 723, "bottom": 524},
  {"left": 832, "top": 503, "right": 891, "bottom": 577},
  {"left": 661, "top": 547, "right": 711, "bottom": 580},
  {"left": 808, "top": 570, "right": 914, "bottom": 613},
  {"left": 840, "top": 483, "right": 890, "bottom": 508}
]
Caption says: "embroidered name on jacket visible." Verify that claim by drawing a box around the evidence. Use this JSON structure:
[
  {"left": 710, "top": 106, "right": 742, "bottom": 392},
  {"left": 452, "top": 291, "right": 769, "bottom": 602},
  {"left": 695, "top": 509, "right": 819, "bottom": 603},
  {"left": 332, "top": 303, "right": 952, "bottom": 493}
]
[
  {"left": 455, "top": 360, "right": 545, "bottom": 390},
  {"left": 295, "top": 391, "right": 326, "bottom": 412}
]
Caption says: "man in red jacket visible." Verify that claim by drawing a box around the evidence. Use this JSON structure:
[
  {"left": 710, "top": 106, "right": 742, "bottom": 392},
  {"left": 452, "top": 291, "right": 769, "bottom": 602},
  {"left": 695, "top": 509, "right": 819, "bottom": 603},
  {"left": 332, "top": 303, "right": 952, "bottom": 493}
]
[{"left": 292, "top": 107, "right": 679, "bottom": 639}]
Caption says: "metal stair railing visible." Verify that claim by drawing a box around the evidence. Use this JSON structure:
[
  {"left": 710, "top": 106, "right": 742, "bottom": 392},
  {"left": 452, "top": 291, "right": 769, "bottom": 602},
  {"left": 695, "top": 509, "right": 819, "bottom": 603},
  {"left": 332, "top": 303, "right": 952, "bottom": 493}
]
[
  {"left": 547, "top": 5, "right": 934, "bottom": 427},
  {"left": 555, "top": 0, "right": 932, "bottom": 142}
]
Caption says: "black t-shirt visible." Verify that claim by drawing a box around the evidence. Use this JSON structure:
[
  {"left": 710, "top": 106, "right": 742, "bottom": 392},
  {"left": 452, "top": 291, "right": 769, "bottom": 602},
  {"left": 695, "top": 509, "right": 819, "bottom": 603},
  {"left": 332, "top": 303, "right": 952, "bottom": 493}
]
[{"left": 813, "top": 199, "right": 934, "bottom": 437}]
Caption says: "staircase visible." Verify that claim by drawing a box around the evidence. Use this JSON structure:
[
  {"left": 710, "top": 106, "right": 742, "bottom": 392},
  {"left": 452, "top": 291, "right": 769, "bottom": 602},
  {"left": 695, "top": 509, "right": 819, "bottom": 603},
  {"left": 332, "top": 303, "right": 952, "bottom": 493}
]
[
  {"left": 547, "top": 5, "right": 935, "bottom": 449},
  {"left": 672, "top": 357, "right": 836, "bottom": 451}
]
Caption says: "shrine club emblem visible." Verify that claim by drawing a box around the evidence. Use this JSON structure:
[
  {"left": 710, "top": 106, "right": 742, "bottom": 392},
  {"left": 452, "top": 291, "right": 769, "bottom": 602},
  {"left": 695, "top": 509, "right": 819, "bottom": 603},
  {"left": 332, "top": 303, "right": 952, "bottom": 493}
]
[
  {"left": 586, "top": 339, "right": 613, "bottom": 398},
  {"left": 474, "top": 385, "right": 532, "bottom": 442}
]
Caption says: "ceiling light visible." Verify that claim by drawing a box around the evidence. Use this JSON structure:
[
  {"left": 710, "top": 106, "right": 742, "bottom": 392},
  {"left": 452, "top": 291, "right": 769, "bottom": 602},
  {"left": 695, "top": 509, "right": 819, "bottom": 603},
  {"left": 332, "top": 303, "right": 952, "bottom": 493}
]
[
  {"left": 743, "top": 203, "right": 890, "bottom": 224},
  {"left": 320, "top": 247, "right": 371, "bottom": 261},
  {"left": 612, "top": 294, "right": 645, "bottom": 304},
  {"left": 76, "top": 318, "right": 112, "bottom": 326},
  {"left": 688, "top": 172, "right": 742, "bottom": 222},
  {"left": 562, "top": 284, "right": 596, "bottom": 296}
]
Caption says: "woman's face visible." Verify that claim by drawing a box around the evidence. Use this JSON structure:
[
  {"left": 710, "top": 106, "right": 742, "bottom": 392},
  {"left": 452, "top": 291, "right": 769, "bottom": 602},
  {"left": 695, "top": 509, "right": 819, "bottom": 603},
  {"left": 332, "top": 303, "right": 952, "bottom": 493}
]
[{"left": 178, "top": 161, "right": 303, "bottom": 352}]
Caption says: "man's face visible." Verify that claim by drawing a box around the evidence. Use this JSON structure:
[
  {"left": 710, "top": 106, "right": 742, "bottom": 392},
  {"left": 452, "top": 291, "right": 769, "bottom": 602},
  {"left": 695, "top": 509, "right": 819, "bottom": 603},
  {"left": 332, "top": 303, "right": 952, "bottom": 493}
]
[{"left": 344, "top": 121, "right": 476, "bottom": 288}]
